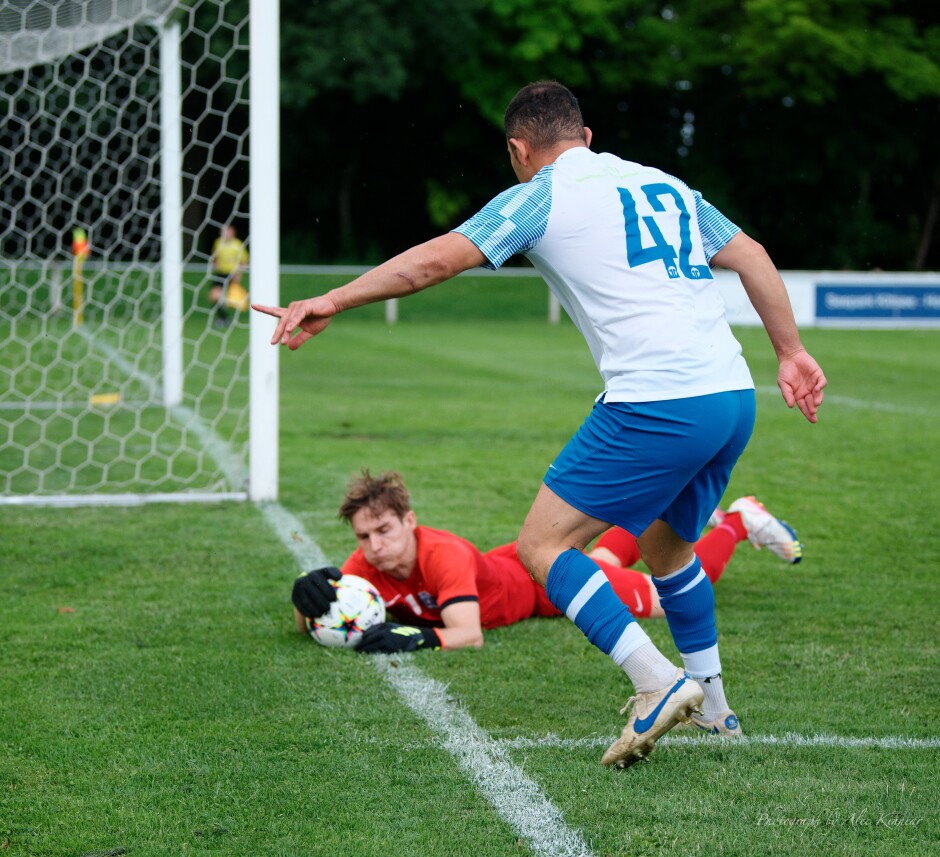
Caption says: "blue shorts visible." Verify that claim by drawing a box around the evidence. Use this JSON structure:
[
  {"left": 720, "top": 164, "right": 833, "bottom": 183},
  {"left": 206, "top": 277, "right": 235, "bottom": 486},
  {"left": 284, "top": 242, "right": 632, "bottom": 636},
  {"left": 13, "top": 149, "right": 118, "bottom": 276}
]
[{"left": 544, "top": 390, "right": 756, "bottom": 542}]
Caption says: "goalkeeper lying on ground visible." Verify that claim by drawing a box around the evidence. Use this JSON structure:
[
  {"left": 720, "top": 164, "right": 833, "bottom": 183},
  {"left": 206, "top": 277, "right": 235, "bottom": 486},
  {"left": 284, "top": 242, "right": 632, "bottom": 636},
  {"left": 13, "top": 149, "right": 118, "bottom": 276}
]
[{"left": 293, "top": 470, "right": 802, "bottom": 660}]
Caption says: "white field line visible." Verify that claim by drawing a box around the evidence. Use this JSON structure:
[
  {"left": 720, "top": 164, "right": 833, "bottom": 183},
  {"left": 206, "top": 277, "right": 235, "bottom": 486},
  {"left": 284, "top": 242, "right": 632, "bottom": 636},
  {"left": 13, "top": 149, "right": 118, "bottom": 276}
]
[
  {"left": 498, "top": 732, "right": 940, "bottom": 752},
  {"left": 263, "top": 507, "right": 594, "bottom": 856},
  {"left": 256, "top": 501, "right": 329, "bottom": 571},
  {"left": 0, "top": 332, "right": 249, "bottom": 506},
  {"left": 0, "top": 399, "right": 149, "bottom": 411},
  {"left": 754, "top": 385, "right": 935, "bottom": 416},
  {"left": 79, "top": 331, "right": 161, "bottom": 401}
]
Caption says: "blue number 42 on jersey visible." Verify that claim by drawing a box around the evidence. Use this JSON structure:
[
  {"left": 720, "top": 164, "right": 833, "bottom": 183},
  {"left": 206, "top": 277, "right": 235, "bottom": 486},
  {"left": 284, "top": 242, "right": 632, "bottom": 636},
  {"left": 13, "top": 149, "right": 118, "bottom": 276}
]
[{"left": 618, "top": 183, "right": 713, "bottom": 281}]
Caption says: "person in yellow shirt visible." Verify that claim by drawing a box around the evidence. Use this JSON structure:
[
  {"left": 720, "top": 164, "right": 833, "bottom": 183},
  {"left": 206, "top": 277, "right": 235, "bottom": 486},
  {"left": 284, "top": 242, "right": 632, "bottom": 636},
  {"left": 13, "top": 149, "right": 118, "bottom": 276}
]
[{"left": 209, "top": 224, "right": 249, "bottom": 328}]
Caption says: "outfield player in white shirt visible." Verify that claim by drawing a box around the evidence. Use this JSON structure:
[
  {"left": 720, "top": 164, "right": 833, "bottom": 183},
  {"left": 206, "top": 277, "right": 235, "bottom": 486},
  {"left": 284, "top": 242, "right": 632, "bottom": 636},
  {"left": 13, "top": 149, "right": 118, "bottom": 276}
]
[{"left": 254, "top": 81, "right": 826, "bottom": 769}]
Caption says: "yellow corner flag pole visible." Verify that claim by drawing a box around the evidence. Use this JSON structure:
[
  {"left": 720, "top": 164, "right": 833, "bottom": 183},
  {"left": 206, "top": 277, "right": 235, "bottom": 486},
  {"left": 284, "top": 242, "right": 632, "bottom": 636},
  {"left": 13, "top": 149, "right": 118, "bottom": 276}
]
[{"left": 72, "top": 227, "right": 89, "bottom": 327}]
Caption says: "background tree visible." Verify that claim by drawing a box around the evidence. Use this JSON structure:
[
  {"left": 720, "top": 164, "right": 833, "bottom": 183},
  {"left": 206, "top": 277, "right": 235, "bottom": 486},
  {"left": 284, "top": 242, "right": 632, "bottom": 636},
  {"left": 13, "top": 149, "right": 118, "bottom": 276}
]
[
  {"left": 278, "top": 0, "right": 480, "bottom": 261},
  {"left": 275, "top": 0, "right": 940, "bottom": 270}
]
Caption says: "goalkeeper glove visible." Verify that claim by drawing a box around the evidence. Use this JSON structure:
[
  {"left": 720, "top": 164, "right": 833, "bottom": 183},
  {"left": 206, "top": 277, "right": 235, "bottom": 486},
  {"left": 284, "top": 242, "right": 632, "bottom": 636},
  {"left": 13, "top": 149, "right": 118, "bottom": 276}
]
[
  {"left": 356, "top": 622, "right": 441, "bottom": 654},
  {"left": 292, "top": 566, "right": 342, "bottom": 618}
]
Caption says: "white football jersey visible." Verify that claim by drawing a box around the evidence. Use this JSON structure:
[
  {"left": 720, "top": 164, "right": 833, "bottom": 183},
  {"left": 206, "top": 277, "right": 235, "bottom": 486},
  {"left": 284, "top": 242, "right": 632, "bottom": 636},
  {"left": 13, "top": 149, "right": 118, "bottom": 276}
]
[{"left": 454, "top": 146, "right": 754, "bottom": 402}]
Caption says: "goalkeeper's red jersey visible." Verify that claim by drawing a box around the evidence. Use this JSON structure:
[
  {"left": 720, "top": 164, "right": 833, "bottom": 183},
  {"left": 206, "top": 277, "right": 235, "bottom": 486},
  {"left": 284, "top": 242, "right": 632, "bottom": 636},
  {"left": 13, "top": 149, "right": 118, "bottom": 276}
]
[{"left": 341, "top": 525, "right": 558, "bottom": 629}]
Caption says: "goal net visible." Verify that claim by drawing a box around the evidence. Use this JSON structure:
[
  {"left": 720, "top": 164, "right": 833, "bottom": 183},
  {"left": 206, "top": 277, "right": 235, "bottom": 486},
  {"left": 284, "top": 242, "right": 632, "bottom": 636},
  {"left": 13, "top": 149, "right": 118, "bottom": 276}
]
[{"left": 0, "top": 0, "right": 279, "bottom": 506}]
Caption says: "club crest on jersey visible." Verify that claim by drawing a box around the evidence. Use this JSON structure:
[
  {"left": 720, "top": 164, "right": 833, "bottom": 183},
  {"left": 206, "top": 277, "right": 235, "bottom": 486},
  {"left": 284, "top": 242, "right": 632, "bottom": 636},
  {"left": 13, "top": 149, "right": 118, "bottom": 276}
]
[{"left": 417, "top": 591, "right": 438, "bottom": 610}]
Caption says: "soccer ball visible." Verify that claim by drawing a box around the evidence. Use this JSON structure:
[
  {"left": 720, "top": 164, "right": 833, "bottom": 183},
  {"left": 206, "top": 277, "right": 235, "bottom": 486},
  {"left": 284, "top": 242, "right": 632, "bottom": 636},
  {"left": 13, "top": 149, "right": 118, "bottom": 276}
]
[{"left": 305, "top": 575, "right": 385, "bottom": 649}]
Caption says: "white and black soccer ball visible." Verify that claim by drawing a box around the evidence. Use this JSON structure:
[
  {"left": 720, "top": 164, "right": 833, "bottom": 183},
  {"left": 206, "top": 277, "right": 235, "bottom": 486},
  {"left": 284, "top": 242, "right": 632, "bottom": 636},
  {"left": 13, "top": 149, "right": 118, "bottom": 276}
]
[{"left": 305, "top": 575, "right": 385, "bottom": 648}]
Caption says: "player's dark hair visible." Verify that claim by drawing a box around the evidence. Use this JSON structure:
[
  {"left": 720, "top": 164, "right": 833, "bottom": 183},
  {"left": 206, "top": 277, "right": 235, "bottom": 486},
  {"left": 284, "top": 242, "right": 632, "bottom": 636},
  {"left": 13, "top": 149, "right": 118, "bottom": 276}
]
[
  {"left": 339, "top": 469, "right": 412, "bottom": 522},
  {"left": 504, "top": 81, "right": 586, "bottom": 151}
]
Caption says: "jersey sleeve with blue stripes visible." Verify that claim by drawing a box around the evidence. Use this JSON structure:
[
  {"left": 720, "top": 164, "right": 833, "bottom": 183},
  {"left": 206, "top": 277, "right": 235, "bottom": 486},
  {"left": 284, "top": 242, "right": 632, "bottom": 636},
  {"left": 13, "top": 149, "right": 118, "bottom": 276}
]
[
  {"left": 452, "top": 168, "right": 554, "bottom": 269},
  {"left": 692, "top": 190, "right": 740, "bottom": 261}
]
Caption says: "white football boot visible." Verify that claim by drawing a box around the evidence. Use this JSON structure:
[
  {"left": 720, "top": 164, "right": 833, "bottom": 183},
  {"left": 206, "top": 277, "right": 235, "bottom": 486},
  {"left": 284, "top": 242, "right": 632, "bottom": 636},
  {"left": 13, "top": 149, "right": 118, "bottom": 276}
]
[
  {"left": 728, "top": 495, "right": 803, "bottom": 564},
  {"left": 601, "top": 670, "right": 704, "bottom": 768}
]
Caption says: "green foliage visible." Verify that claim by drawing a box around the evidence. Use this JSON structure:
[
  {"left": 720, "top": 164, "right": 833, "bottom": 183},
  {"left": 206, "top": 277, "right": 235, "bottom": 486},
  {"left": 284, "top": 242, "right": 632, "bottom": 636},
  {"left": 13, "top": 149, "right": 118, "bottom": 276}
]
[
  {"left": 280, "top": 0, "right": 479, "bottom": 107},
  {"left": 452, "top": 0, "right": 632, "bottom": 125},
  {"left": 728, "top": 0, "right": 940, "bottom": 103},
  {"left": 274, "top": 0, "right": 940, "bottom": 269},
  {"left": 424, "top": 179, "right": 471, "bottom": 229}
]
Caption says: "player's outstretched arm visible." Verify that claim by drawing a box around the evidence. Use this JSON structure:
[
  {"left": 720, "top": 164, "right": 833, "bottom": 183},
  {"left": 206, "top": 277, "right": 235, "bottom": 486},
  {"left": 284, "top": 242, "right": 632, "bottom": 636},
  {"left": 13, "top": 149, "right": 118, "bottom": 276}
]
[
  {"left": 434, "top": 600, "right": 484, "bottom": 649},
  {"left": 711, "top": 232, "right": 827, "bottom": 422},
  {"left": 252, "top": 233, "right": 486, "bottom": 350}
]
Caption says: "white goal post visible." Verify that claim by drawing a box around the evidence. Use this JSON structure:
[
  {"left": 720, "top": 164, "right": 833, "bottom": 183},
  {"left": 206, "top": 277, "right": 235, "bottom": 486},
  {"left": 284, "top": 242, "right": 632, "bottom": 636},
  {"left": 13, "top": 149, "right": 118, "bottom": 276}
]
[{"left": 0, "top": 0, "right": 279, "bottom": 506}]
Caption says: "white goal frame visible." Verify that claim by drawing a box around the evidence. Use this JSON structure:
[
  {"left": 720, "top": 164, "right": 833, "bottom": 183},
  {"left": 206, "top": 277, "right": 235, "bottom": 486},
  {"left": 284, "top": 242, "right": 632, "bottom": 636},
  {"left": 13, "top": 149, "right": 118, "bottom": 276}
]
[{"left": 247, "top": 1, "right": 279, "bottom": 503}]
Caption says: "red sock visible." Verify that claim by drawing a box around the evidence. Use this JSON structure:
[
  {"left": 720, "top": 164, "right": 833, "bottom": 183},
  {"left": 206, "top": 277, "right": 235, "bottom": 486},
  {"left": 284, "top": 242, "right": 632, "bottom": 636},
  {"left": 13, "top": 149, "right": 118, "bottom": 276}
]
[
  {"left": 695, "top": 512, "right": 746, "bottom": 584},
  {"left": 721, "top": 511, "right": 748, "bottom": 542},
  {"left": 593, "top": 527, "right": 641, "bottom": 567}
]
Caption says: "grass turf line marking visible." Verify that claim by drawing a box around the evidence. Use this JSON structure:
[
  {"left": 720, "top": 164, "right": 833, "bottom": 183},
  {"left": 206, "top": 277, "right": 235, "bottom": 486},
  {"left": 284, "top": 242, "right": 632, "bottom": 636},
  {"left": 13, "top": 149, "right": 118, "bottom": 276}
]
[
  {"left": 754, "top": 385, "right": 934, "bottom": 416},
  {"left": 498, "top": 733, "right": 940, "bottom": 751},
  {"left": 256, "top": 501, "right": 328, "bottom": 571},
  {"left": 375, "top": 657, "right": 595, "bottom": 857},
  {"left": 252, "top": 501, "right": 594, "bottom": 855},
  {"left": 0, "top": 399, "right": 144, "bottom": 411},
  {"left": 275, "top": 526, "right": 595, "bottom": 857}
]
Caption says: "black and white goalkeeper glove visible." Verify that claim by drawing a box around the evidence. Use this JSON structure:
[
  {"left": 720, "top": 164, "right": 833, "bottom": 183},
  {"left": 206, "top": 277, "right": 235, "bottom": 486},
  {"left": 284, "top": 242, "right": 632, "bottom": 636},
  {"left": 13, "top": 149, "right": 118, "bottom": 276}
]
[
  {"left": 291, "top": 566, "right": 342, "bottom": 618},
  {"left": 356, "top": 622, "right": 441, "bottom": 654}
]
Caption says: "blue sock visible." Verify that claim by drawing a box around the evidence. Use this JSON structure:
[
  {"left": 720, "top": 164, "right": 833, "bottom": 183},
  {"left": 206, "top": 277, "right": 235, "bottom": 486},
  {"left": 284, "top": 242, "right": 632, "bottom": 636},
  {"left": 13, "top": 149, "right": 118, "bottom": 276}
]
[
  {"left": 652, "top": 556, "right": 721, "bottom": 678},
  {"left": 545, "top": 548, "right": 648, "bottom": 661}
]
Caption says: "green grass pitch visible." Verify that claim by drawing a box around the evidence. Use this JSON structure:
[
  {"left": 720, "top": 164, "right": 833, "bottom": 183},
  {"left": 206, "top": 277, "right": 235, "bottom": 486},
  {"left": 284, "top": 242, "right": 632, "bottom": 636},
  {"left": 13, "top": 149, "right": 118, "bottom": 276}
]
[{"left": 1, "top": 273, "right": 939, "bottom": 855}]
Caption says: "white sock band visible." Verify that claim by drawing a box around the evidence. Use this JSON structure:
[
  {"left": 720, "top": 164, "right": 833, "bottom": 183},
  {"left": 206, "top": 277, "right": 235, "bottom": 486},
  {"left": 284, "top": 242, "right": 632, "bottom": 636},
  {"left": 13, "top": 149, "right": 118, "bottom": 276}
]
[
  {"left": 655, "top": 555, "right": 698, "bottom": 583},
  {"left": 678, "top": 643, "right": 721, "bottom": 679},
  {"left": 564, "top": 570, "right": 607, "bottom": 622},
  {"left": 609, "top": 621, "right": 652, "bottom": 665}
]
